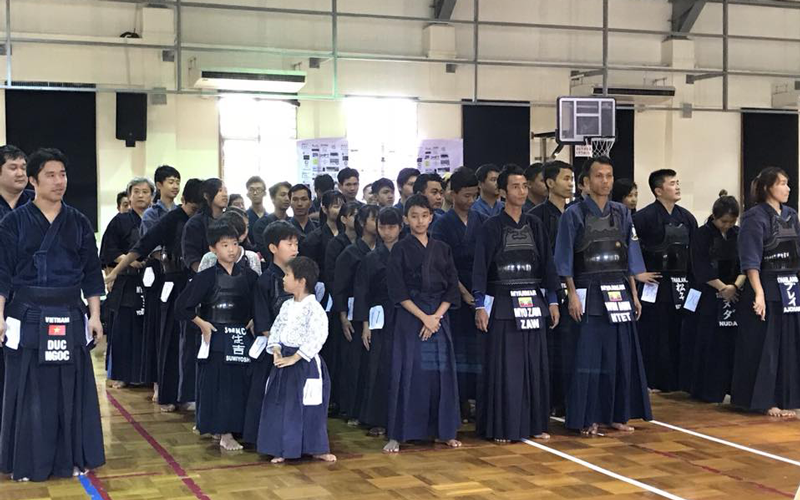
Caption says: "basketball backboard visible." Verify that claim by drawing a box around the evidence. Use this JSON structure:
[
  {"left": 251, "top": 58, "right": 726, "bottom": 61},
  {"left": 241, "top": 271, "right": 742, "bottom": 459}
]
[{"left": 557, "top": 96, "right": 616, "bottom": 145}]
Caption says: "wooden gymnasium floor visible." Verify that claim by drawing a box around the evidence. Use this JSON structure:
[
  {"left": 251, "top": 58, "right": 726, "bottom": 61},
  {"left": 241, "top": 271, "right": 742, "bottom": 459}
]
[{"left": 2, "top": 343, "right": 800, "bottom": 500}]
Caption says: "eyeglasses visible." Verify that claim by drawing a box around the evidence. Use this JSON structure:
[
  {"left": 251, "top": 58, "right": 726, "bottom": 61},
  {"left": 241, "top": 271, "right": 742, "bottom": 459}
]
[{"left": 248, "top": 187, "right": 265, "bottom": 194}]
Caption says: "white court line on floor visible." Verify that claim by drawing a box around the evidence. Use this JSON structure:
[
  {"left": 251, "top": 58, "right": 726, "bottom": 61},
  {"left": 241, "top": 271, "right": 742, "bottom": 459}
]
[
  {"left": 649, "top": 419, "right": 800, "bottom": 468},
  {"left": 521, "top": 438, "right": 689, "bottom": 500}
]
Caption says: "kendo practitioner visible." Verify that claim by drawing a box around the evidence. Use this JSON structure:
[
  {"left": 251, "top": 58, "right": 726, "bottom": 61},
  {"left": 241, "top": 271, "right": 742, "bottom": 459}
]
[
  {"left": 322, "top": 200, "right": 359, "bottom": 413},
  {"left": 529, "top": 161, "right": 575, "bottom": 416},
  {"left": 138, "top": 165, "right": 181, "bottom": 401},
  {"left": 394, "top": 167, "right": 420, "bottom": 212},
  {"left": 353, "top": 207, "right": 402, "bottom": 436},
  {"left": 337, "top": 168, "right": 362, "bottom": 206},
  {"left": 686, "top": 192, "right": 744, "bottom": 403},
  {"left": 0, "top": 145, "right": 29, "bottom": 422},
  {"left": 472, "top": 164, "right": 560, "bottom": 443},
  {"left": 383, "top": 194, "right": 461, "bottom": 454},
  {"left": 522, "top": 163, "right": 546, "bottom": 212},
  {"left": 633, "top": 169, "right": 697, "bottom": 393},
  {"left": 176, "top": 220, "right": 259, "bottom": 451},
  {"left": 104, "top": 179, "right": 204, "bottom": 412},
  {"left": 245, "top": 176, "right": 267, "bottom": 232},
  {"left": 733, "top": 167, "right": 800, "bottom": 418},
  {"left": 0, "top": 148, "right": 105, "bottom": 481},
  {"left": 309, "top": 174, "right": 334, "bottom": 222},
  {"left": 431, "top": 167, "right": 486, "bottom": 422},
  {"left": 398, "top": 173, "right": 444, "bottom": 239},
  {"left": 303, "top": 190, "right": 345, "bottom": 305},
  {"left": 179, "top": 178, "right": 227, "bottom": 407},
  {"left": 102, "top": 176, "right": 154, "bottom": 388},
  {"left": 244, "top": 221, "right": 299, "bottom": 445},
  {"left": 252, "top": 181, "right": 291, "bottom": 255},
  {"left": 332, "top": 204, "right": 379, "bottom": 425},
  {"left": 472, "top": 164, "right": 504, "bottom": 218},
  {"left": 554, "top": 156, "right": 652, "bottom": 436},
  {"left": 288, "top": 184, "right": 317, "bottom": 253}
]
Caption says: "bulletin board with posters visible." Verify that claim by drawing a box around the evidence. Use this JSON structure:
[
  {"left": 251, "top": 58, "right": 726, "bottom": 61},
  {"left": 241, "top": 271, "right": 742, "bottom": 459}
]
[
  {"left": 296, "top": 138, "right": 350, "bottom": 186},
  {"left": 417, "top": 139, "right": 463, "bottom": 175}
]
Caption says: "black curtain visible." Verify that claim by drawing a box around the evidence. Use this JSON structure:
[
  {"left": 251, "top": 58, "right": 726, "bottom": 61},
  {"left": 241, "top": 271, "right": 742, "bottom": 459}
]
[
  {"left": 741, "top": 110, "right": 798, "bottom": 210},
  {"left": 5, "top": 90, "right": 98, "bottom": 229},
  {"left": 462, "top": 102, "right": 530, "bottom": 169},
  {"left": 570, "top": 108, "right": 634, "bottom": 181}
]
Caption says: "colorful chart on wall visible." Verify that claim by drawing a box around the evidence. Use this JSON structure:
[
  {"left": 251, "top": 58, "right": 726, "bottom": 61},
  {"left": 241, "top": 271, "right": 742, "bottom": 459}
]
[
  {"left": 416, "top": 139, "right": 463, "bottom": 175},
  {"left": 296, "top": 138, "right": 350, "bottom": 186}
]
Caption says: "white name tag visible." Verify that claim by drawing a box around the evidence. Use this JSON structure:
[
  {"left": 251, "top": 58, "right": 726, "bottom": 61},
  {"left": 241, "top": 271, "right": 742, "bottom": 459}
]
[
  {"left": 4, "top": 316, "right": 21, "bottom": 350},
  {"left": 197, "top": 338, "right": 210, "bottom": 360},
  {"left": 143, "top": 266, "right": 155, "bottom": 288},
  {"left": 368, "top": 305, "right": 385, "bottom": 330},
  {"left": 683, "top": 288, "right": 702, "bottom": 312},
  {"left": 484, "top": 295, "right": 494, "bottom": 318},
  {"left": 347, "top": 297, "right": 354, "bottom": 321},
  {"left": 160, "top": 281, "right": 174, "bottom": 303},
  {"left": 84, "top": 314, "right": 93, "bottom": 346},
  {"left": 641, "top": 282, "right": 658, "bottom": 303},
  {"left": 576, "top": 288, "right": 587, "bottom": 314},
  {"left": 249, "top": 336, "right": 268, "bottom": 359},
  {"left": 314, "top": 282, "right": 325, "bottom": 303},
  {"left": 303, "top": 356, "right": 323, "bottom": 406}
]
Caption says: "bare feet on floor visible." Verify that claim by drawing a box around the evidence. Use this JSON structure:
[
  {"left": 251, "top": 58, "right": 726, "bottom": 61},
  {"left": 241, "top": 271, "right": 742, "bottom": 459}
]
[
  {"left": 270, "top": 457, "right": 285, "bottom": 464},
  {"left": 533, "top": 433, "right": 550, "bottom": 440},
  {"left": 610, "top": 422, "right": 635, "bottom": 432},
  {"left": 314, "top": 453, "right": 337, "bottom": 462},
  {"left": 383, "top": 439, "right": 400, "bottom": 453},
  {"left": 111, "top": 381, "right": 127, "bottom": 389},
  {"left": 493, "top": 438, "right": 511, "bottom": 444},
  {"left": 446, "top": 439, "right": 462, "bottom": 448},
  {"left": 160, "top": 404, "right": 176, "bottom": 413},
  {"left": 346, "top": 419, "right": 360, "bottom": 427},
  {"left": 767, "top": 407, "right": 797, "bottom": 418},
  {"left": 367, "top": 427, "right": 386, "bottom": 437},
  {"left": 580, "top": 423, "right": 599, "bottom": 437},
  {"left": 219, "top": 433, "right": 243, "bottom": 451},
  {"left": 152, "top": 383, "right": 159, "bottom": 402}
]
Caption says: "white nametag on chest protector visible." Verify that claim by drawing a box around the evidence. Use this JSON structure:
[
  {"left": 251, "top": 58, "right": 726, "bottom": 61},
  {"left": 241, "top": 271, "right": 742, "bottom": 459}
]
[
  {"left": 4, "top": 317, "right": 21, "bottom": 350},
  {"left": 142, "top": 267, "right": 155, "bottom": 288},
  {"left": 249, "top": 336, "right": 267, "bottom": 359},
  {"left": 484, "top": 295, "right": 494, "bottom": 318},
  {"left": 303, "top": 356, "right": 323, "bottom": 406},
  {"left": 683, "top": 288, "right": 702, "bottom": 312},
  {"left": 160, "top": 281, "right": 174, "bottom": 303},
  {"left": 368, "top": 305, "right": 385, "bottom": 330},
  {"left": 641, "top": 282, "right": 659, "bottom": 303}
]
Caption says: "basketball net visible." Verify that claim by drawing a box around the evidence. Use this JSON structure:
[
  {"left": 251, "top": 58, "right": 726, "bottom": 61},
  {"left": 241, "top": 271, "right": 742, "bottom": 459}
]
[{"left": 586, "top": 136, "right": 615, "bottom": 157}]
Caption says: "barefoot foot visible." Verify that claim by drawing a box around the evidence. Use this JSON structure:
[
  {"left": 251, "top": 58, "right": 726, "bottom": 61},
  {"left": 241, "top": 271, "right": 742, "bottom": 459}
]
[
  {"left": 219, "top": 433, "right": 243, "bottom": 451},
  {"left": 611, "top": 423, "right": 635, "bottom": 432},
  {"left": 346, "top": 419, "right": 360, "bottom": 427},
  {"left": 111, "top": 380, "right": 127, "bottom": 389},
  {"left": 493, "top": 438, "right": 511, "bottom": 444},
  {"left": 533, "top": 433, "right": 550, "bottom": 440},
  {"left": 160, "top": 404, "right": 176, "bottom": 413},
  {"left": 383, "top": 439, "right": 400, "bottom": 453},
  {"left": 367, "top": 427, "right": 386, "bottom": 437},
  {"left": 152, "top": 383, "right": 159, "bottom": 402},
  {"left": 270, "top": 457, "right": 285, "bottom": 464},
  {"left": 446, "top": 439, "right": 462, "bottom": 448},
  {"left": 314, "top": 453, "right": 337, "bottom": 462},
  {"left": 767, "top": 407, "right": 783, "bottom": 417}
]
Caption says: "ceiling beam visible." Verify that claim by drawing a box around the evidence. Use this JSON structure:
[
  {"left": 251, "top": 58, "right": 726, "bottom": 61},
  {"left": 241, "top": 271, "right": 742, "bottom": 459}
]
[
  {"left": 434, "top": 0, "right": 457, "bottom": 20},
  {"left": 671, "top": 0, "right": 708, "bottom": 33}
]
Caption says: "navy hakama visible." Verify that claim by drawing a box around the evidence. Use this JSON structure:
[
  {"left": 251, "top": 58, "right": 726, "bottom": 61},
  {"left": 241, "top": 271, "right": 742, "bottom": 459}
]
[
  {"left": 257, "top": 348, "right": 331, "bottom": 459},
  {"left": 178, "top": 321, "right": 199, "bottom": 404},
  {"left": 107, "top": 277, "right": 146, "bottom": 384},
  {"left": 195, "top": 349, "right": 251, "bottom": 434},
  {"left": 689, "top": 299, "right": 735, "bottom": 403},
  {"left": 155, "top": 275, "right": 186, "bottom": 406},
  {"left": 357, "top": 321, "right": 393, "bottom": 428},
  {"left": 139, "top": 260, "right": 162, "bottom": 385},
  {"left": 637, "top": 295, "right": 683, "bottom": 392}
]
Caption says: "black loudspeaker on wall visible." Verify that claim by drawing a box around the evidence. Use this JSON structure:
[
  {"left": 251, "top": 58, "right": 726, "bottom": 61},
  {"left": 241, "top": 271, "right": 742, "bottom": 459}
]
[{"left": 116, "top": 92, "right": 147, "bottom": 147}]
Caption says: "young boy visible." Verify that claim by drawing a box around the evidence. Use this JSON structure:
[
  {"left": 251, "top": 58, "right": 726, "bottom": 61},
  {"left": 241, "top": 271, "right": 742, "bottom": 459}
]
[
  {"left": 258, "top": 256, "right": 335, "bottom": 464},
  {"left": 176, "top": 220, "right": 259, "bottom": 451},
  {"left": 384, "top": 194, "right": 461, "bottom": 453},
  {"left": 243, "top": 221, "right": 300, "bottom": 445}
]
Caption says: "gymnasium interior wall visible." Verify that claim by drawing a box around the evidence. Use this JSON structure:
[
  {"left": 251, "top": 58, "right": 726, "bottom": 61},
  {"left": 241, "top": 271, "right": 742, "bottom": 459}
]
[{"left": 0, "top": 0, "right": 797, "bottom": 230}]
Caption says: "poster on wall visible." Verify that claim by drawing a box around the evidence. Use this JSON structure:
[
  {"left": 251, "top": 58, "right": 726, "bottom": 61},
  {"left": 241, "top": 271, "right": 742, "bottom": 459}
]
[
  {"left": 297, "top": 138, "right": 349, "bottom": 186},
  {"left": 416, "top": 139, "right": 463, "bottom": 175}
]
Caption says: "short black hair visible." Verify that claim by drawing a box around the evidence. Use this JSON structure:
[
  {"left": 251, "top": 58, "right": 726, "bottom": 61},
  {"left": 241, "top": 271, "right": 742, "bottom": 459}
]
[
  {"left": 0, "top": 145, "right": 26, "bottom": 170},
  {"left": 269, "top": 181, "right": 292, "bottom": 199},
  {"left": 377, "top": 206, "right": 403, "bottom": 226},
  {"left": 289, "top": 183, "right": 312, "bottom": 200},
  {"left": 475, "top": 163, "right": 500, "bottom": 183},
  {"left": 396, "top": 167, "right": 420, "bottom": 188},
  {"left": 525, "top": 162, "right": 544, "bottom": 182},
  {"left": 337, "top": 167, "right": 359, "bottom": 185},
  {"left": 371, "top": 177, "right": 395, "bottom": 195},
  {"left": 220, "top": 208, "right": 247, "bottom": 237},
  {"left": 154, "top": 165, "right": 181, "bottom": 184},
  {"left": 648, "top": 168, "right": 677, "bottom": 195},
  {"left": 227, "top": 193, "right": 243, "bottom": 207},
  {"left": 449, "top": 167, "right": 479, "bottom": 193},
  {"left": 581, "top": 156, "right": 613, "bottom": 182},
  {"left": 207, "top": 219, "right": 239, "bottom": 247},
  {"left": 263, "top": 220, "right": 301, "bottom": 254},
  {"left": 287, "top": 256, "right": 319, "bottom": 294},
  {"left": 413, "top": 173, "right": 443, "bottom": 194},
  {"left": 27, "top": 148, "right": 68, "bottom": 180},
  {"left": 497, "top": 164, "right": 526, "bottom": 192},
  {"left": 542, "top": 161, "right": 572, "bottom": 186},
  {"left": 246, "top": 175, "right": 265, "bottom": 189},
  {"left": 611, "top": 178, "right": 637, "bottom": 203},
  {"left": 116, "top": 191, "right": 128, "bottom": 208},
  {"left": 313, "top": 174, "right": 334, "bottom": 193},
  {"left": 355, "top": 204, "right": 380, "bottom": 235},
  {"left": 403, "top": 193, "right": 432, "bottom": 216},
  {"left": 182, "top": 178, "right": 205, "bottom": 205}
]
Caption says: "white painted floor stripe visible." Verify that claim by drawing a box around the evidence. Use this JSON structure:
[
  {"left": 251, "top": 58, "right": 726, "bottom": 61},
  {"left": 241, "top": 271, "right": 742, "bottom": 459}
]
[
  {"left": 649, "top": 419, "right": 800, "bottom": 468},
  {"left": 521, "top": 438, "right": 689, "bottom": 500}
]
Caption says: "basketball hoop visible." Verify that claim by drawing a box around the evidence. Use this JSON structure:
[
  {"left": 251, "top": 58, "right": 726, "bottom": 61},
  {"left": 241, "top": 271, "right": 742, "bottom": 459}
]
[{"left": 586, "top": 136, "right": 615, "bottom": 158}]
